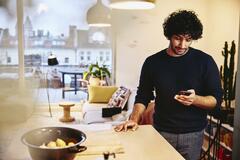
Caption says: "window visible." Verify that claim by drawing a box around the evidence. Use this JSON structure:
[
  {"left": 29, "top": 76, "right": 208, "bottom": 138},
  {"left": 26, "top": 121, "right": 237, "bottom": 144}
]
[
  {"left": 0, "top": 0, "right": 114, "bottom": 105},
  {"left": 34, "top": 40, "right": 44, "bottom": 46},
  {"left": 7, "top": 57, "right": 11, "bottom": 63},
  {"left": 106, "top": 56, "right": 110, "bottom": 61},
  {"left": 0, "top": 4, "right": 18, "bottom": 74},
  {"left": 87, "top": 56, "right": 91, "bottom": 61},
  {"left": 100, "top": 56, "right": 103, "bottom": 62},
  {"left": 90, "top": 31, "right": 106, "bottom": 44},
  {"left": 64, "top": 57, "right": 69, "bottom": 63}
]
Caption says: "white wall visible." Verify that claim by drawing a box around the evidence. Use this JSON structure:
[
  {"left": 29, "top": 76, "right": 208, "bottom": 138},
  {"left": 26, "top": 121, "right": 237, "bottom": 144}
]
[{"left": 111, "top": 0, "right": 240, "bottom": 89}]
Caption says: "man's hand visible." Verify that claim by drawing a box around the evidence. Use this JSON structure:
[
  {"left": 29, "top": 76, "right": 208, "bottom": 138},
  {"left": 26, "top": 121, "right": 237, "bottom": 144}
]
[
  {"left": 114, "top": 103, "right": 145, "bottom": 132},
  {"left": 174, "top": 89, "right": 196, "bottom": 106},
  {"left": 114, "top": 120, "right": 138, "bottom": 132}
]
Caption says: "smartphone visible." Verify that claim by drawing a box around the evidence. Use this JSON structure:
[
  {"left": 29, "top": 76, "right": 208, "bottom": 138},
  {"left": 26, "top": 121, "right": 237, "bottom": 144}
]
[{"left": 178, "top": 91, "right": 192, "bottom": 96}]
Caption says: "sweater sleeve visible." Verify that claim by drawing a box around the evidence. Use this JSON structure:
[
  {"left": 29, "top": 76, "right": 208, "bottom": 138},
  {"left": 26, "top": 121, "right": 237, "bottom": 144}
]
[
  {"left": 134, "top": 58, "right": 154, "bottom": 107},
  {"left": 203, "top": 56, "right": 223, "bottom": 108}
]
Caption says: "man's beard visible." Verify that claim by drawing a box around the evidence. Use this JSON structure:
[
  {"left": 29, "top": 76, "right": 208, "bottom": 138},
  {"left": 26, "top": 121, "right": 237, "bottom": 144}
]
[{"left": 170, "top": 44, "right": 189, "bottom": 56}]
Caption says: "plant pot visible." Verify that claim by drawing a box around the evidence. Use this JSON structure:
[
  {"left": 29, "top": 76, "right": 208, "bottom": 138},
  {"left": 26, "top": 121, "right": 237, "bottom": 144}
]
[{"left": 89, "top": 77, "right": 100, "bottom": 86}]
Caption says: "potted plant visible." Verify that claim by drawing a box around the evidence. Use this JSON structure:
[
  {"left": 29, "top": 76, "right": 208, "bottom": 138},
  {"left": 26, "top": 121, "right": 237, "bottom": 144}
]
[
  {"left": 220, "top": 41, "right": 236, "bottom": 109},
  {"left": 219, "top": 41, "right": 236, "bottom": 126},
  {"left": 83, "top": 62, "right": 111, "bottom": 86}
]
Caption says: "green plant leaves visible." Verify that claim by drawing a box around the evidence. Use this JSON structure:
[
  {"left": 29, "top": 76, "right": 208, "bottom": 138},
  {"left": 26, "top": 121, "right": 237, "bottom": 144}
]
[
  {"left": 84, "top": 62, "right": 111, "bottom": 80},
  {"left": 220, "top": 41, "right": 236, "bottom": 108}
]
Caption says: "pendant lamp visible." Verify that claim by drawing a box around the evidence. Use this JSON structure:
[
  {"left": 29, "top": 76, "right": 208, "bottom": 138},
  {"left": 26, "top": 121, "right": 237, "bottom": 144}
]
[
  {"left": 48, "top": 54, "right": 59, "bottom": 66},
  {"left": 109, "top": 0, "right": 156, "bottom": 10},
  {"left": 87, "top": 0, "right": 111, "bottom": 27}
]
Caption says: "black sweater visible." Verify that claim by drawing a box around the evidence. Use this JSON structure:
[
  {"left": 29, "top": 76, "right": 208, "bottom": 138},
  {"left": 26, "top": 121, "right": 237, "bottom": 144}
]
[{"left": 135, "top": 48, "right": 223, "bottom": 133}]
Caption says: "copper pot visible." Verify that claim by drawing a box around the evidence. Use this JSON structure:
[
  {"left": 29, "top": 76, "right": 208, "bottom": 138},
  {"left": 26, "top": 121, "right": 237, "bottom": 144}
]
[{"left": 21, "top": 127, "right": 87, "bottom": 160}]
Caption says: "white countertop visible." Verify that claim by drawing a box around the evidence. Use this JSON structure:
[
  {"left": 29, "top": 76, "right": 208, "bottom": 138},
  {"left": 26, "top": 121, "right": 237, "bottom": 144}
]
[{"left": 2, "top": 110, "right": 184, "bottom": 160}]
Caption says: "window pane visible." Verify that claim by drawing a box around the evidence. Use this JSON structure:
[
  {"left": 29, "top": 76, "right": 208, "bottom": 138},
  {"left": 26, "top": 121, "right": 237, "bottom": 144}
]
[
  {"left": 0, "top": 0, "right": 36, "bottom": 123},
  {"left": 23, "top": 0, "right": 113, "bottom": 103},
  {"left": 0, "top": 1, "right": 18, "bottom": 77}
]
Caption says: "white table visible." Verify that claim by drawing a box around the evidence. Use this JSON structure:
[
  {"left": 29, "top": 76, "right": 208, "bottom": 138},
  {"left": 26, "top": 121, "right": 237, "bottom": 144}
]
[
  {"left": 75, "top": 125, "right": 184, "bottom": 160},
  {"left": 3, "top": 111, "right": 184, "bottom": 160}
]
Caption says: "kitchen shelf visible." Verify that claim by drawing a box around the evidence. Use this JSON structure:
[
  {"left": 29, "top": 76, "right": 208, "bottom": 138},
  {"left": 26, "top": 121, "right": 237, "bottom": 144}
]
[
  {"left": 204, "top": 131, "right": 232, "bottom": 151},
  {"left": 201, "top": 115, "right": 233, "bottom": 160},
  {"left": 202, "top": 145, "right": 220, "bottom": 160},
  {"left": 202, "top": 141, "right": 223, "bottom": 160},
  {"left": 207, "top": 115, "right": 233, "bottom": 132}
]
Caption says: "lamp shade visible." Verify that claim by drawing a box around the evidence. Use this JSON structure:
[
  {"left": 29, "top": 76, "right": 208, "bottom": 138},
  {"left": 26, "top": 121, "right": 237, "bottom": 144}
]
[
  {"left": 48, "top": 54, "right": 58, "bottom": 66},
  {"left": 109, "top": 0, "right": 156, "bottom": 10},
  {"left": 87, "top": 0, "right": 111, "bottom": 27}
]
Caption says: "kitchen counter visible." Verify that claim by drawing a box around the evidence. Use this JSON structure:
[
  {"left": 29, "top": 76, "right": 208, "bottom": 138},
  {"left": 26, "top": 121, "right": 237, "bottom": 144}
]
[
  {"left": 3, "top": 111, "right": 184, "bottom": 160},
  {"left": 76, "top": 125, "right": 184, "bottom": 160}
]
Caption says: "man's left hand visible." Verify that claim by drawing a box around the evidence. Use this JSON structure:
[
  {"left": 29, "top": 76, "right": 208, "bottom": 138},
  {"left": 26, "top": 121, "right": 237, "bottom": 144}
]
[{"left": 174, "top": 89, "right": 195, "bottom": 106}]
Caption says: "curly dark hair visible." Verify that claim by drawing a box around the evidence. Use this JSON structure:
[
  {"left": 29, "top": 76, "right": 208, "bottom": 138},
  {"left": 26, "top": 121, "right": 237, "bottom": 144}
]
[{"left": 163, "top": 10, "right": 203, "bottom": 40}]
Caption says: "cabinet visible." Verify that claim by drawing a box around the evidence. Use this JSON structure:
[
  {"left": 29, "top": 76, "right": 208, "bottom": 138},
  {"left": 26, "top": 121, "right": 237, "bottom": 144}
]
[{"left": 201, "top": 115, "right": 233, "bottom": 160}]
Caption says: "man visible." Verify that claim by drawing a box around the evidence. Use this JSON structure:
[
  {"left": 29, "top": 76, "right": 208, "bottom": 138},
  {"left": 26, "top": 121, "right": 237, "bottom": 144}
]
[{"left": 115, "top": 10, "right": 223, "bottom": 160}]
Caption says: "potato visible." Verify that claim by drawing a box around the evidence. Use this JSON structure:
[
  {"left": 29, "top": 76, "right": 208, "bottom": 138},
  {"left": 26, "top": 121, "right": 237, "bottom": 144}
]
[
  {"left": 47, "top": 141, "right": 57, "bottom": 148},
  {"left": 56, "top": 138, "right": 66, "bottom": 147},
  {"left": 41, "top": 138, "right": 69, "bottom": 148},
  {"left": 39, "top": 143, "right": 47, "bottom": 148},
  {"left": 68, "top": 142, "right": 75, "bottom": 146}
]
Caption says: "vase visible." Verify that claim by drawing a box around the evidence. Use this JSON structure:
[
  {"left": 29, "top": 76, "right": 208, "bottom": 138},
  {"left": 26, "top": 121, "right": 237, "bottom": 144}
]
[{"left": 89, "top": 76, "right": 100, "bottom": 86}]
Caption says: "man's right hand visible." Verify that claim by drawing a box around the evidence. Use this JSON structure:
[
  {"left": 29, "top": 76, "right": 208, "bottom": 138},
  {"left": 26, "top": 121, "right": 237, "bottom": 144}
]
[
  {"left": 114, "top": 120, "right": 138, "bottom": 132},
  {"left": 114, "top": 103, "right": 145, "bottom": 132}
]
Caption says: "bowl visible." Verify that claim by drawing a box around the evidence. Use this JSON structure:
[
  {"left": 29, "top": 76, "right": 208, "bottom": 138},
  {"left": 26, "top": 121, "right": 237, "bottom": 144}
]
[{"left": 21, "top": 127, "right": 87, "bottom": 160}]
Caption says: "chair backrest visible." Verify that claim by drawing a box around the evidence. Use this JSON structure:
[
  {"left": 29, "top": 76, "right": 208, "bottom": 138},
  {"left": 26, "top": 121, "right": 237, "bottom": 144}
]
[{"left": 77, "top": 79, "right": 89, "bottom": 98}]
